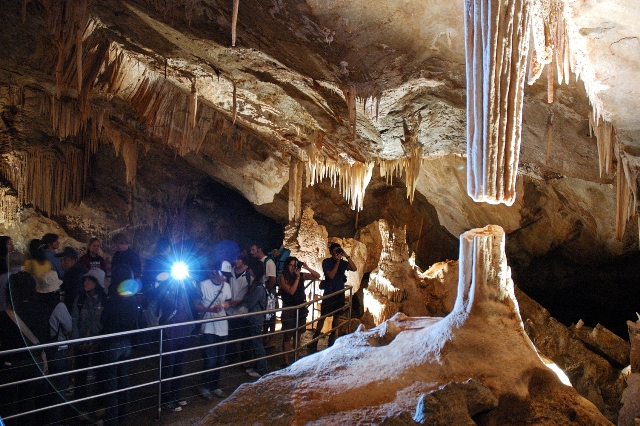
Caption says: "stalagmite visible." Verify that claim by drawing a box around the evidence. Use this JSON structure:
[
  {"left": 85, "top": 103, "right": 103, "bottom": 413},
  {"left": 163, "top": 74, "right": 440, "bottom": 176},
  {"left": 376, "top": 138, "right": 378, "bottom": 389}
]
[
  {"left": 464, "top": 0, "right": 530, "bottom": 206},
  {"left": 231, "top": 0, "right": 239, "bottom": 47}
]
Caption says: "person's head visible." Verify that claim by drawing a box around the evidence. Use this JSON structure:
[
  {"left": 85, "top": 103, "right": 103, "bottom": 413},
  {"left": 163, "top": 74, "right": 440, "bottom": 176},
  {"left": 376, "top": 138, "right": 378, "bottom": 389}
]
[
  {"left": 0, "top": 236, "right": 13, "bottom": 258},
  {"left": 283, "top": 256, "right": 299, "bottom": 279},
  {"left": 209, "top": 260, "right": 232, "bottom": 283},
  {"left": 42, "top": 233, "right": 60, "bottom": 250},
  {"left": 8, "top": 271, "right": 37, "bottom": 304},
  {"left": 155, "top": 236, "right": 172, "bottom": 255},
  {"left": 234, "top": 251, "right": 248, "bottom": 268},
  {"left": 58, "top": 246, "right": 79, "bottom": 271},
  {"left": 28, "top": 239, "right": 47, "bottom": 262},
  {"left": 249, "top": 244, "right": 265, "bottom": 259},
  {"left": 87, "top": 238, "right": 101, "bottom": 256},
  {"left": 329, "top": 243, "right": 343, "bottom": 259},
  {"left": 247, "top": 258, "right": 265, "bottom": 285},
  {"left": 36, "top": 270, "right": 63, "bottom": 294},
  {"left": 111, "top": 233, "right": 129, "bottom": 252},
  {"left": 83, "top": 268, "right": 106, "bottom": 293}
]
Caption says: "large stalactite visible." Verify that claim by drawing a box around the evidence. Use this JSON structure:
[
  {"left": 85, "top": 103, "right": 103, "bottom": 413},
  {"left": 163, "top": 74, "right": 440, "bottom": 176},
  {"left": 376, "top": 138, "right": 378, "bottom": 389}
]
[{"left": 464, "top": 0, "right": 531, "bottom": 206}]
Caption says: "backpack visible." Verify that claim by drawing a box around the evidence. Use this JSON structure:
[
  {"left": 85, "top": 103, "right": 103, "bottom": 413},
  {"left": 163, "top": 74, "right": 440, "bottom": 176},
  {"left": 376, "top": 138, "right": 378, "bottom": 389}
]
[{"left": 265, "top": 289, "right": 276, "bottom": 321}]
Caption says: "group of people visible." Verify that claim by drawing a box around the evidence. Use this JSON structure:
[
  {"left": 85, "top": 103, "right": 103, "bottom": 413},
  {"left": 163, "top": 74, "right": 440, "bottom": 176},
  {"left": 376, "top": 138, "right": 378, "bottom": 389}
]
[{"left": 0, "top": 233, "right": 357, "bottom": 424}]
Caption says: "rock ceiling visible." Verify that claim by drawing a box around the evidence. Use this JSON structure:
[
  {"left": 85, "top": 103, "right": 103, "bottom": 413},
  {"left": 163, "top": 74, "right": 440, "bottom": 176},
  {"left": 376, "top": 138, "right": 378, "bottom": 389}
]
[{"left": 0, "top": 0, "right": 639, "bottom": 263}]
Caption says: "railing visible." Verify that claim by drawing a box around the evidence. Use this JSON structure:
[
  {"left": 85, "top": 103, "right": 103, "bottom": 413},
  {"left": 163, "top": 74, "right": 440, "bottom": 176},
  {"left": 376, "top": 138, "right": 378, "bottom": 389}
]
[{"left": 0, "top": 284, "right": 353, "bottom": 425}]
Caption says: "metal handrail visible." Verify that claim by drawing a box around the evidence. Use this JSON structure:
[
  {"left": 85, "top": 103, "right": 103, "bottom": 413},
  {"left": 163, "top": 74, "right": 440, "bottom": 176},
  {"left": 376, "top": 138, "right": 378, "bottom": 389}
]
[{"left": 0, "top": 284, "right": 353, "bottom": 422}]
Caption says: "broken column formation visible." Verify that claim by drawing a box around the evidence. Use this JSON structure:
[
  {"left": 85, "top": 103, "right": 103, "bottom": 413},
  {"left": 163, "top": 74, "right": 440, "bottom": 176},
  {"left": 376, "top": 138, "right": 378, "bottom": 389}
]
[{"left": 464, "top": 0, "right": 530, "bottom": 206}]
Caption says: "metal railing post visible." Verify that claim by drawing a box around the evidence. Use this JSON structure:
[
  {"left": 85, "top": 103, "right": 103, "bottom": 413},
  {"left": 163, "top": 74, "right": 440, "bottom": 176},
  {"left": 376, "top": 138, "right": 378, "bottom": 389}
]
[
  {"left": 157, "top": 328, "right": 163, "bottom": 420},
  {"left": 348, "top": 286, "right": 353, "bottom": 334},
  {"left": 294, "top": 306, "right": 300, "bottom": 362}
]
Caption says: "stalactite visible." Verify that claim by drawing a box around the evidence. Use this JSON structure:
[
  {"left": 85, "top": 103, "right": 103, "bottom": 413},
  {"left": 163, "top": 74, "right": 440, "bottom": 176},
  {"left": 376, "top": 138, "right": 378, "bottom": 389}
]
[
  {"left": 547, "top": 58, "right": 554, "bottom": 103},
  {"left": 304, "top": 143, "right": 373, "bottom": 211},
  {"left": 22, "top": 0, "right": 29, "bottom": 23},
  {"left": 0, "top": 185, "right": 19, "bottom": 225},
  {"left": 465, "top": 0, "right": 530, "bottom": 206},
  {"left": 0, "top": 145, "right": 85, "bottom": 216},
  {"left": 41, "top": 0, "right": 90, "bottom": 99},
  {"left": 232, "top": 0, "right": 239, "bottom": 47},
  {"left": 232, "top": 80, "right": 237, "bottom": 124},
  {"left": 615, "top": 147, "right": 638, "bottom": 241},
  {"left": 189, "top": 79, "right": 198, "bottom": 129},
  {"left": 589, "top": 115, "right": 614, "bottom": 178},
  {"left": 341, "top": 86, "right": 357, "bottom": 138}
]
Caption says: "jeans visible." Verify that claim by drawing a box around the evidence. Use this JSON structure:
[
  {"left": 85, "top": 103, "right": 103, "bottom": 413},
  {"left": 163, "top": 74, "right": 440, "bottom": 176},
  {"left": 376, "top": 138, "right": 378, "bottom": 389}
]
[
  {"left": 161, "top": 336, "right": 189, "bottom": 404},
  {"left": 98, "top": 337, "right": 132, "bottom": 426},
  {"left": 247, "top": 316, "right": 267, "bottom": 375},
  {"left": 201, "top": 334, "right": 227, "bottom": 390}
]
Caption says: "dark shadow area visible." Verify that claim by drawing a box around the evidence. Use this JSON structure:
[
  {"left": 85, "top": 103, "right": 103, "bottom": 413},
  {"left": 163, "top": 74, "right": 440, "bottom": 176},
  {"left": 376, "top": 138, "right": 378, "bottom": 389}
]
[{"left": 512, "top": 250, "right": 640, "bottom": 339}]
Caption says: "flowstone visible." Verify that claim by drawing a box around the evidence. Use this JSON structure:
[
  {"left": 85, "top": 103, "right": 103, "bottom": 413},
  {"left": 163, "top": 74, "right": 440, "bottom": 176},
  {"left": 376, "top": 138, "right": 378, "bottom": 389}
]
[{"left": 199, "top": 225, "right": 611, "bottom": 426}]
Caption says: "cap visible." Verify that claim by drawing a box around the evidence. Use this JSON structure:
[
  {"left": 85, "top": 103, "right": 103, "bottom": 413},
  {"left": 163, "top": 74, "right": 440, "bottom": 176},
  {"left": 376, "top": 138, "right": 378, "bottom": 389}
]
[
  {"left": 56, "top": 246, "right": 79, "bottom": 259},
  {"left": 83, "top": 268, "right": 106, "bottom": 289},
  {"left": 217, "top": 260, "right": 233, "bottom": 277},
  {"left": 36, "top": 270, "right": 63, "bottom": 293}
]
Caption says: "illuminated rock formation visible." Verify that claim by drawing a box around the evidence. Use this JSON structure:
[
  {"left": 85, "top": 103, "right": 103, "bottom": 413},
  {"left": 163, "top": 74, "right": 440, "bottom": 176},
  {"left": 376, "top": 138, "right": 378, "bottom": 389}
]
[{"left": 201, "top": 225, "right": 612, "bottom": 425}]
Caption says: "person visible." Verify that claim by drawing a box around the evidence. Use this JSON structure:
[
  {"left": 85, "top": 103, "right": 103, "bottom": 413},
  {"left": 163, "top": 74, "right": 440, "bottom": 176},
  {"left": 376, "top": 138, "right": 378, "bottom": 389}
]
[
  {"left": 0, "top": 251, "right": 25, "bottom": 312},
  {"left": 196, "top": 260, "right": 232, "bottom": 400},
  {"left": 98, "top": 264, "right": 140, "bottom": 426},
  {"left": 110, "top": 233, "right": 142, "bottom": 278},
  {"left": 270, "top": 245, "right": 291, "bottom": 281},
  {"left": 42, "top": 233, "right": 64, "bottom": 279},
  {"left": 310, "top": 243, "right": 357, "bottom": 350},
  {"left": 142, "top": 236, "right": 172, "bottom": 291},
  {"left": 0, "top": 272, "right": 50, "bottom": 426},
  {"left": 23, "top": 239, "right": 52, "bottom": 279},
  {"left": 226, "top": 252, "right": 251, "bottom": 364},
  {"left": 244, "top": 259, "right": 268, "bottom": 378},
  {"left": 250, "top": 243, "right": 277, "bottom": 347},
  {"left": 35, "top": 269, "right": 73, "bottom": 424},
  {"left": 71, "top": 268, "right": 107, "bottom": 407},
  {"left": 156, "top": 262, "right": 196, "bottom": 412},
  {"left": 0, "top": 235, "right": 14, "bottom": 275},
  {"left": 79, "top": 238, "right": 107, "bottom": 272},
  {"left": 58, "top": 246, "right": 88, "bottom": 311},
  {"left": 279, "top": 257, "right": 320, "bottom": 366}
]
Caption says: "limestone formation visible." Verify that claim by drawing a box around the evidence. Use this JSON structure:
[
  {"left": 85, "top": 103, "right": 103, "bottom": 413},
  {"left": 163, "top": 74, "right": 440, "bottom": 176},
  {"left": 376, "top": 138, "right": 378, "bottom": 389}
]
[{"left": 200, "top": 225, "right": 612, "bottom": 425}]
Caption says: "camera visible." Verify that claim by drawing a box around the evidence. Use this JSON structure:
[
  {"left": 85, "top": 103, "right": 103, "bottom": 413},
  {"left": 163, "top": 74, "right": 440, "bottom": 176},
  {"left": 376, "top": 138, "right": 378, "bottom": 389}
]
[
  {"left": 295, "top": 261, "right": 304, "bottom": 270},
  {"left": 336, "top": 248, "right": 343, "bottom": 255}
]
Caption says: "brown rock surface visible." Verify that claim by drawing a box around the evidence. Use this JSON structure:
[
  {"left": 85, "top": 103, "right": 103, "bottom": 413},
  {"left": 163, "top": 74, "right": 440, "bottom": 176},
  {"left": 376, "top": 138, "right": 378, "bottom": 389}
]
[{"left": 199, "top": 226, "right": 612, "bottom": 426}]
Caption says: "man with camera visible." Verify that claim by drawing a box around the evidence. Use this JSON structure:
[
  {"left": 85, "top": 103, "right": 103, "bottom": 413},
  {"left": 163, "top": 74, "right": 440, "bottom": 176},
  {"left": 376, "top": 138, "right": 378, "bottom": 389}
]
[{"left": 310, "top": 243, "right": 357, "bottom": 351}]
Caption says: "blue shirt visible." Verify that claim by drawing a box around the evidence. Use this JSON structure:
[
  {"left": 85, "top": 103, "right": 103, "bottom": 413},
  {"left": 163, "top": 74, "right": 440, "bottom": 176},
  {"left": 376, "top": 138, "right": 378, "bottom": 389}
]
[{"left": 321, "top": 258, "right": 349, "bottom": 293}]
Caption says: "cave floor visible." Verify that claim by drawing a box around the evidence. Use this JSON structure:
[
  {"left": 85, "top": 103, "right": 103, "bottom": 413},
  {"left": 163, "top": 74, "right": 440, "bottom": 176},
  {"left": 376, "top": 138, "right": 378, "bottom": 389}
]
[{"left": 60, "top": 329, "right": 325, "bottom": 426}]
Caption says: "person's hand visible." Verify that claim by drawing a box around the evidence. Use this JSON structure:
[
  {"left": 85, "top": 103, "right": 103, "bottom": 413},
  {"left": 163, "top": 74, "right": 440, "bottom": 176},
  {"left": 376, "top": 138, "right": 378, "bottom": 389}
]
[
  {"left": 212, "top": 304, "right": 222, "bottom": 313},
  {"left": 294, "top": 269, "right": 301, "bottom": 279}
]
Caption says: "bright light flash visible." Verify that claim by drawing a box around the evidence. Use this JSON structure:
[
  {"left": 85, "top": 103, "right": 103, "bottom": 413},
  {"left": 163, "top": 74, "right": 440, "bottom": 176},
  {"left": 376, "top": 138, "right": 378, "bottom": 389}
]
[{"left": 171, "top": 262, "right": 189, "bottom": 280}]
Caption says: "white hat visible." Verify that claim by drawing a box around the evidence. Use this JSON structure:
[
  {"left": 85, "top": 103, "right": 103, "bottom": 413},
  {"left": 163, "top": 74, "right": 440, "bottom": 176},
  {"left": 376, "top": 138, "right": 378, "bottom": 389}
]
[
  {"left": 220, "top": 260, "right": 232, "bottom": 273},
  {"left": 83, "top": 268, "right": 106, "bottom": 289},
  {"left": 36, "top": 270, "right": 63, "bottom": 293}
]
